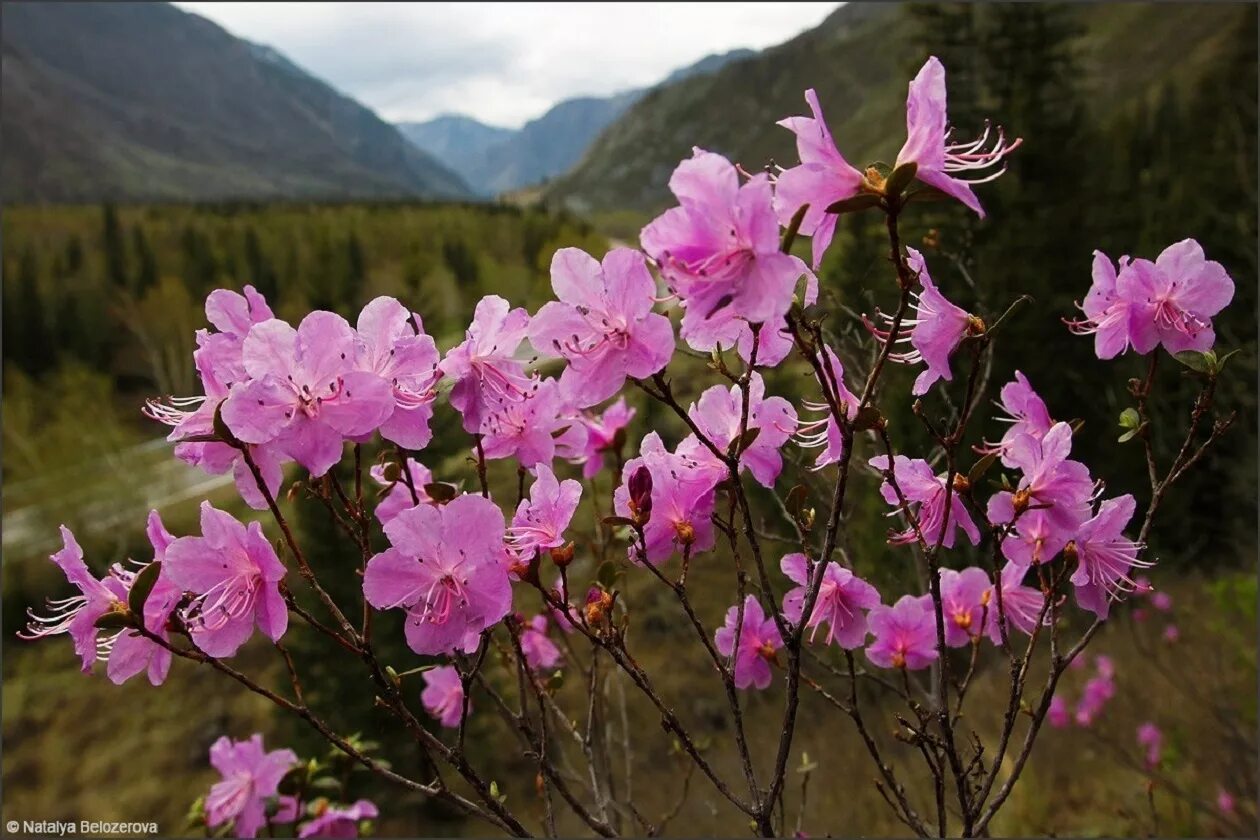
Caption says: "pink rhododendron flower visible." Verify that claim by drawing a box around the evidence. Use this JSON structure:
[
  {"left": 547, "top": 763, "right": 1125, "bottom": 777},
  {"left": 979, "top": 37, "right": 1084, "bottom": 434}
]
[
  {"left": 363, "top": 494, "right": 512, "bottom": 656},
  {"left": 299, "top": 800, "right": 379, "bottom": 839},
  {"left": 1162, "top": 623, "right": 1180, "bottom": 643},
  {"left": 354, "top": 296, "right": 441, "bottom": 449},
  {"left": 1066, "top": 250, "right": 1137, "bottom": 359},
  {"left": 866, "top": 595, "right": 938, "bottom": 670},
  {"left": 1151, "top": 590, "right": 1173, "bottom": 611},
  {"left": 519, "top": 614, "right": 562, "bottom": 672},
  {"left": 780, "top": 554, "right": 880, "bottom": 648},
  {"left": 640, "top": 148, "right": 813, "bottom": 351},
  {"left": 938, "top": 567, "right": 991, "bottom": 647},
  {"left": 479, "top": 377, "right": 587, "bottom": 469},
  {"left": 1217, "top": 789, "right": 1237, "bottom": 816},
  {"left": 572, "top": 398, "right": 635, "bottom": 479},
  {"left": 613, "top": 433, "right": 718, "bottom": 564},
  {"left": 869, "top": 454, "right": 980, "bottom": 548},
  {"left": 166, "top": 502, "right": 289, "bottom": 658},
  {"left": 677, "top": 372, "right": 797, "bottom": 488},
  {"left": 981, "top": 371, "right": 1056, "bottom": 468},
  {"left": 370, "top": 458, "right": 435, "bottom": 524},
  {"left": 1120, "top": 239, "right": 1234, "bottom": 355},
  {"left": 1137, "top": 722, "right": 1163, "bottom": 769},
  {"left": 985, "top": 561, "right": 1047, "bottom": 643},
  {"left": 529, "top": 247, "right": 674, "bottom": 407},
  {"left": 421, "top": 665, "right": 467, "bottom": 728},
  {"left": 988, "top": 422, "right": 1094, "bottom": 551},
  {"left": 19, "top": 526, "right": 128, "bottom": 672},
  {"left": 206, "top": 734, "right": 298, "bottom": 839},
  {"left": 795, "top": 345, "right": 861, "bottom": 469},
  {"left": 774, "top": 88, "right": 865, "bottom": 269},
  {"left": 1047, "top": 695, "right": 1070, "bottom": 729},
  {"left": 895, "top": 56, "right": 1020, "bottom": 216},
  {"left": 867, "top": 248, "right": 978, "bottom": 396},
  {"left": 223, "top": 312, "right": 394, "bottom": 477},
  {"left": 440, "top": 295, "right": 533, "bottom": 434},
  {"left": 1069, "top": 494, "right": 1149, "bottom": 619},
  {"left": 1074, "top": 664, "right": 1115, "bottom": 727},
  {"left": 508, "top": 465, "right": 582, "bottom": 558},
  {"left": 714, "top": 595, "right": 783, "bottom": 690},
  {"left": 105, "top": 511, "right": 183, "bottom": 686}
]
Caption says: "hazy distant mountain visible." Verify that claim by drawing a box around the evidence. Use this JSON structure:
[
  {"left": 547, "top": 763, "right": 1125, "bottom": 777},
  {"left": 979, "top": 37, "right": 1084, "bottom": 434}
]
[
  {"left": 400, "top": 48, "right": 756, "bottom": 196},
  {"left": 1, "top": 2, "right": 471, "bottom": 202}
]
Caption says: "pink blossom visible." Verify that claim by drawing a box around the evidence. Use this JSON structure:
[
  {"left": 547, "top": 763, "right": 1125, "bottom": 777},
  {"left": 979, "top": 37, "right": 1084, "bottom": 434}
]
[
  {"left": 222, "top": 312, "right": 394, "bottom": 477},
  {"left": 640, "top": 148, "right": 813, "bottom": 352},
  {"left": 1151, "top": 590, "right": 1173, "bottom": 611},
  {"left": 1066, "top": 250, "right": 1137, "bottom": 359},
  {"left": 867, "top": 248, "right": 977, "bottom": 396},
  {"left": 795, "top": 345, "right": 861, "bottom": 469},
  {"left": 439, "top": 295, "right": 533, "bottom": 433},
  {"left": 299, "top": 800, "right": 379, "bottom": 839},
  {"left": 774, "top": 88, "right": 866, "bottom": 269},
  {"left": 479, "top": 377, "right": 587, "bottom": 469},
  {"left": 1162, "top": 624, "right": 1180, "bottom": 643},
  {"left": 1120, "top": 239, "right": 1234, "bottom": 355},
  {"left": 508, "top": 465, "right": 582, "bottom": 557},
  {"left": 869, "top": 454, "right": 981, "bottom": 548},
  {"left": 1137, "top": 722, "right": 1163, "bottom": 769},
  {"left": 714, "top": 595, "right": 783, "bottom": 690},
  {"left": 571, "top": 398, "right": 635, "bottom": 479},
  {"left": 988, "top": 422, "right": 1094, "bottom": 556},
  {"left": 1074, "top": 668, "right": 1115, "bottom": 727},
  {"left": 985, "top": 561, "right": 1047, "bottom": 643},
  {"left": 205, "top": 733, "right": 298, "bottom": 838},
  {"left": 938, "top": 567, "right": 991, "bottom": 647},
  {"left": 866, "top": 595, "right": 938, "bottom": 670},
  {"left": 981, "top": 371, "right": 1056, "bottom": 468},
  {"left": 1217, "top": 789, "right": 1237, "bottom": 816},
  {"left": 421, "top": 665, "right": 467, "bottom": 728},
  {"left": 613, "top": 433, "right": 718, "bottom": 564},
  {"left": 1047, "top": 695, "right": 1070, "bottom": 729},
  {"left": 354, "top": 296, "right": 441, "bottom": 449},
  {"left": 780, "top": 554, "right": 880, "bottom": 648},
  {"left": 520, "top": 614, "right": 562, "bottom": 672},
  {"left": 529, "top": 247, "right": 674, "bottom": 407},
  {"left": 363, "top": 494, "right": 512, "bottom": 656},
  {"left": 370, "top": 458, "right": 435, "bottom": 525},
  {"left": 895, "top": 56, "right": 1020, "bottom": 215},
  {"left": 166, "top": 502, "right": 289, "bottom": 658},
  {"left": 1070, "top": 494, "right": 1149, "bottom": 619},
  {"left": 677, "top": 372, "right": 798, "bottom": 488},
  {"left": 104, "top": 511, "right": 183, "bottom": 686}
]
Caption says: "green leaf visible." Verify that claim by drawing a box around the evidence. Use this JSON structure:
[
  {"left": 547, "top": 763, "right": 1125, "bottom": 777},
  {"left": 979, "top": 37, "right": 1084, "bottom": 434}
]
[
  {"left": 728, "top": 426, "right": 761, "bottom": 457},
  {"left": 128, "top": 561, "right": 162, "bottom": 617},
  {"left": 968, "top": 453, "right": 999, "bottom": 484},
  {"left": 423, "top": 482, "right": 457, "bottom": 503},
  {"left": 602, "top": 515, "right": 635, "bottom": 528},
  {"left": 884, "top": 161, "right": 918, "bottom": 197},
  {"left": 212, "top": 401, "right": 242, "bottom": 448},
  {"left": 1118, "top": 427, "right": 1142, "bottom": 444},
  {"left": 1213, "top": 348, "right": 1241, "bottom": 373},
  {"left": 1118, "top": 408, "right": 1140, "bottom": 430},
  {"left": 824, "top": 193, "right": 883, "bottom": 215},
  {"left": 94, "top": 610, "right": 132, "bottom": 630},
  {"left": 852, "top": 405, "right": 884, "bottom": 432},
  {"left": 785, "top": 485, "right": 809, "bottom": 518},
  {"left": 1172, "top": 349, "right": 1213, "bottom": 373},
  {"left": 596, "top": 561, "right": 620, "bottom": 590},
  {"left": 905, "top": 185, "right": 951, "bottom": 204}
]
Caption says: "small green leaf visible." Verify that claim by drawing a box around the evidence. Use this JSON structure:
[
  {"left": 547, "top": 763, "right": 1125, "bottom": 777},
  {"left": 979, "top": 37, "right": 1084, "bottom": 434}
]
[
  {"left": 596, "top": 561, "right": 620, "bottom": 590},
  {"left": 602, "top": 515, "right": 635, "bottom": 528},
  {"left": 1213, "top": 348, "right": 1241, "bottom": 373},
  {"left": 423, "top": 482, "right": 458, "bottom": 503},
  {"left": 728, "top": 426, "right": 761, "bottom": 457},
  {"left": 824, "top": 193, "right": 883, "bottom": 215},
  {"left": 381, "top": 462, "right": 402, "bottom": 482},
  {"left": 1118, "top": 408, "right": 1140, "bottom": 430},
  {"left": 884, "top": 161, "right": 918, "bottom": 197},
  {"left": 128, "top": 561, "right": 162, "bottom": 617},
  {"left": 212, "top": 401, "right": 242, "bottom": 448},
  {"left": 1172, "top": 349, "right": 1213, "bottom": 373},
  {"left": 968, "top": 453, "right": 998, "bottom": 484},
  {"left": 785, "top": 485, "right": 809, "bottom": 518},
  {"left": 94, "top": 610, "right": 133, "bottom": 630},
  {"left": 852, "top": 405, "right": 884, "bottom": 432},
  {"left": 1118, "top": 427, "right": 1142, "bottom": 444}
]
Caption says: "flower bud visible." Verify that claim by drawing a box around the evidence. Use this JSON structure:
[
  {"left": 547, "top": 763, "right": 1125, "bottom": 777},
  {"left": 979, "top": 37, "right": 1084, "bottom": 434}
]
[
  {"left": 1012, "top": 488, "right": 1032, "bottom": 515},
  {"left": 549, "top": 542, "right": 575, "bottom": 568},
  {"left": 1062, "top": 540, "right": 1079, "bottom": 565},
  {"left": 673, "top": 520, "right": 696, "bottom": 546},
  {"left": 627, "top": 466, "right": 653, "bottom": 524},
  {"left": 951, "top": 473, "right": 971, "bottom": 494},
  {"left": 584, "top": 587, "right": 614, "bottom": 626},
  {"left": 965, "top": 314, "right": 987, "bottom": 337}
]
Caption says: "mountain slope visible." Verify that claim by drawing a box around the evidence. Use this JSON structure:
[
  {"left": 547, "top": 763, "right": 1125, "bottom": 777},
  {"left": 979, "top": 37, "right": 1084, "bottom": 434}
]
[
  {"left": 545, "top": 1, "right": 1252, "bottom": 213},
  {"left": 397, "top": 116, "right": 516, "bottom": 190},
  {"left": 1, "top": 2, "right": 470, "bottom": 202}
]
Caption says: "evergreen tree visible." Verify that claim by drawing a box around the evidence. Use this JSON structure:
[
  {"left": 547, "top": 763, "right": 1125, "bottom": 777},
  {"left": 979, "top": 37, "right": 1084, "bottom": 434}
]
[{"left": 101, "top": 203, "right": 129, "bottom": 290}]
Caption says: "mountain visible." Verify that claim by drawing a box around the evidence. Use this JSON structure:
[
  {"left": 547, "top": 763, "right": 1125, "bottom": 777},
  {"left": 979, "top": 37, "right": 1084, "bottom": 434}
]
[
  {"left": 400, "top": 48, "right": 756, "bottom": 196},
  {"left": 1, "top": 2, "right": 471, "bottom": 203},
  {"left": 544, "top": 1, "right": 1253, "bottom": 213}
]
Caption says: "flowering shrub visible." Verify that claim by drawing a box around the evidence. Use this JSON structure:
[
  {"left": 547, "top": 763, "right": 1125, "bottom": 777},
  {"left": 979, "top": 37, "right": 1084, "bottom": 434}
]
[{"left": 20, "top": 56, "right": 1242, "bottom": 838}]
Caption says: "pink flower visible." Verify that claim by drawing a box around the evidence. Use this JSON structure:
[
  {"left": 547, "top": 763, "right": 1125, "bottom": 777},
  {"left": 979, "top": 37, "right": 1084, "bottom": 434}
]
[
  {"left": 980, "top": 371, "right": 1056, "bottom": 468},
  {"left": 18, "top": 526, "right": 127, "bottom": 672},
  {"left": 1047, "top": 695, "right": 1070, "bottom": 729},
  {"left": 299, "top": 800, "right": 379, "bottom": 839},
  {"left": 985, "top": 561, "right": 1047, "bottom": 643},
  {"left": 869, "top": 454, "right": 981, "bottom": 548},
  {"left": 774, "top": 88, "right": 865, "bottom": 269},
  {"left": 677, "top": 372, "right": 798, "bottom": 488},
  {"left": 795, "top": 345, "right": 861, "bottom": 470},
  {"left": 613, "top": 433, "right": 718, "bottom": 564},
  {"left": 520, "top": 614, "right": 562, "bottom": 672},
  {"left": 1137, "top": 722, "right": 1163, "bottom": 769},
  {"left": 222, "top": 312, "right": 394, "bottom": 477},
  {"left": 1121, "top": 239, "right": 1234, "bottom": 355},
  {"left": 166, "top": 502, "right": 289, "bottom": 658},
  {"left": 895, "top": 56, "right": 1020, "bottom": 216},
  {"left": 1162, "top": 624, "right": 1180, "bottom": 643},
  {"left": 508, "top": 465, "right": 582, "bottom": 557},
  {"left": 206, "top": 734, "right": 298, "bottom": 838},
  {"left": 529, "top": 247, "right": 674, "bottom": 407},
  {"left": 867, "top": 595, "right": 938, "bottom": 670},
  {"left": 104, "top": 511, "right": 183, "bottom": 686},
  {"left": 866, "top": 248, "right": 977, "bottom": 396},
  {"left": 938, "top": 567, "right": 991, "bottom": 647},
  {"left": 363, "top": 494, "right": 512, "bottom": 656},
  {"left": 780, "top": 554, "right": 880, "bottom": 648},
  {"left": 571, "top": 398, "right": 635, "bottom": 479},
  {"left": 714, "top": 595, "right": 783, "bottom": 690},
  {"left": 1217, "top": 789, "right": 1237, "bottom": 816},
  {"left": 1066, "top": 250, "right": 1137, "bottom": 359},
  {"left": 640, "top": 148, "right": 813, "bottom": 352},
  {"left": 1074, "top": 666, "right": 1115, "bottom": 727},
  {"left": 370, "top": 458, "right": 436, "bottom": 524},
  {"left": 1070, "top": 494, "right": 1149, "bottom": 619},
  {"left": 479, "top": 378, "right": 587, "bottom": 469},
  {"left": 354, "top": 296, "right": 441, "bottom": 449},
  {"left": 1151, "top": 590, "right": 1173, "bottom": 611},
  {"left": 421, "top": 665, "right": 467, "bottom": 728},
  {"left": 440, "top": 295, "right": 533, "bottom": 434},
  {"left": 988, "top": 422, "right": 1095, "bottom": 556}
]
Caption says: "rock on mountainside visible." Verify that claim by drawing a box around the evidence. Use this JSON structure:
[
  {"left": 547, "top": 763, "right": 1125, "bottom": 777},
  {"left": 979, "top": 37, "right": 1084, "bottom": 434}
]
[
  {"left": 1, "top": 2, "right": 471, "bottom": 202},
  {"left": 400, "top": 48, "right": 756, "bottom": 196},
  {"left": 544, "top": 1, "right": 1253, "bottom": 213}
]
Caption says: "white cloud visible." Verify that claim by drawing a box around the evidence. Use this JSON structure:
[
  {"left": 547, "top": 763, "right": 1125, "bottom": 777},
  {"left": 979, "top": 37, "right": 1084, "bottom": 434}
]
[{"left": 176, "top": 2, "right": 840, "bottom": 127}]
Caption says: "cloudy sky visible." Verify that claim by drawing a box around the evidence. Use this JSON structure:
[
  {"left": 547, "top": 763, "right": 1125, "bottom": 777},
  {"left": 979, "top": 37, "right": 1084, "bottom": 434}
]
[{"left": 176, "top": 2, "right": 840, "bottom": 128}]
